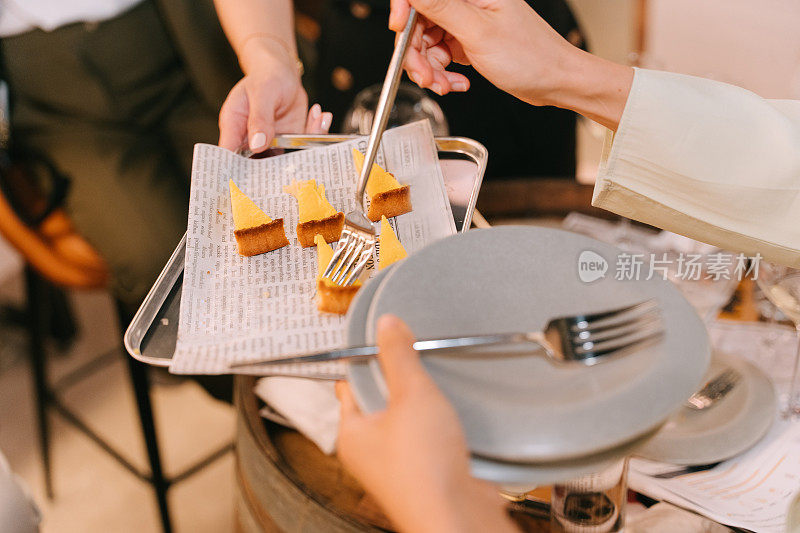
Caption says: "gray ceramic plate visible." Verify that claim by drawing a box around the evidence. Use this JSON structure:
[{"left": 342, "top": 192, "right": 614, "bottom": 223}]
[
  {"left": 345, "top": 268, "right": 662, "bottom": 485},
  {"left": 349, "top": 227, "right": 710, "bottom": 463},
  {"left": 635, "top": 350, "right": 776, "bottom": 465}
]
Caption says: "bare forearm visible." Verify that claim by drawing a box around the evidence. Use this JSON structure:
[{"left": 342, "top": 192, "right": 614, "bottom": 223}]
[
  {"left": 539, "top": 50, "right": 634, "bottom": 131},
  {"left": 213, "top": 0, "right": 297, "bottom": 74}
]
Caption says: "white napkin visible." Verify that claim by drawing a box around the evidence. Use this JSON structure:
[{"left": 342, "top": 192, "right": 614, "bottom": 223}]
[
  {"left": 253, "top": 377, "right": 340, "bottom": 455},
  {"left": 626, "top": 503, "right": 729, "bottom": 533}
]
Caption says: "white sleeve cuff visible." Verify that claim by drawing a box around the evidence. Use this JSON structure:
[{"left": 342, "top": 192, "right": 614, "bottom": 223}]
[{"left": 592, "top": 68, "right": 800, "bottom": 267}]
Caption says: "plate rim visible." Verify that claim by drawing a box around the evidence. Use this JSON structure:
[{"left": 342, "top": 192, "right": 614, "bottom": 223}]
[
  {"left": 349, "top": 226, "right": 711, "bottom": 462},
  {"left": 634, "top": 350, "right": 776, "bottom": 465}
]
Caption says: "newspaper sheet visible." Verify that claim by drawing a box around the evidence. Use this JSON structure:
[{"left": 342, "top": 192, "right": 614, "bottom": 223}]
[{"left": 170, "top": 120, "right": 455, "bottom": 374}]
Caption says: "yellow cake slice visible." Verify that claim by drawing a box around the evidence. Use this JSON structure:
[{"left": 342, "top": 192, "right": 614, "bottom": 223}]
[
  {"left": 352, "top": 148, "right": 412, "bottom": 222},
  {"left": 229, "top": 180, "right": 289, "bottom": 256},
  {"left": 378, "top": 215, "right": 408, "bottom": 270},
  {"left": 315, "top": 234, "right": 360, "bottom": 314},
  {"left": 284, "top": 180, "right": 344, "bottom": 247}
]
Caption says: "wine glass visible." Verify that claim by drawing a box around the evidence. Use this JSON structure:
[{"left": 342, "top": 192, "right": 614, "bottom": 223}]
[
  {"left": 756, "top": 262, "right": 800, "bottom": 418},
  {"left": 341, "top": 83, "right": 449, "bottom": 136},
  {"left": 664, "top": 250, "right": 739, "bottom": 324}
]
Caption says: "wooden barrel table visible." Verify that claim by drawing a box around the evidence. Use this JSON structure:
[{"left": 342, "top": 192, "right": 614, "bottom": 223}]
[
  {"left": 234, "top": 376, "right": 549, "bottom": 532},
  {"left": 234, "top": 376, "right": 391, "bottom": 532}
]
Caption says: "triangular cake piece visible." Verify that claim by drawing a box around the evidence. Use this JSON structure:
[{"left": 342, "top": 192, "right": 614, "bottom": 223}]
[
  {"left": 315, "top": 234, "right": 360, "bottom": 314},
  {"left": 229, "top": 180, "right": 289, "bottom": 256},
  {"left": 352, "top": 148, "right": 412, "bottom": 222},
  {"left": 284, "top": 180, "right": 344, "bottom": 247},
  {"left": 378, "top": 215, "right": 408, "bottom": 270}
]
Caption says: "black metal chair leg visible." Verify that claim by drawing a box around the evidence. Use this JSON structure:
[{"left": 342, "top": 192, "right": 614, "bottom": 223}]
[
  {"left": 45, "top": 283, "right": 77, "bottom": 351},
  {"left": 25, "top": 266, "right": 54, "bottom": 499},
  {"left": 124, "top": 355, "right": 173, "bottom": 533}
]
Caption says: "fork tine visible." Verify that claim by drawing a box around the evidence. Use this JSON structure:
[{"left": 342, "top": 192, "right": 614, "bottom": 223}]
[
  {"left": 333, "top": 237, "right": 366, "bottom": 284},
  {"left": 580, "top": 298, "right": 658, "bottom": 322},
  {"left": 686, "top": 368, "right": 741, "bottom": 409},
  {"left": 330, "top": 236, "right": 360, "bottom": 281},
  {"left": 323, "top": 230, "right": 353, "bottom": 279},
  {"left": 714, "top": 368, "right": 740, "bottom": 386},
  {"left": 578, "top": 331, "right": 665, "bottom": 365},
  {"left": 571, "top": 299, "right": 659, "bottom": 332},
  {"left": 575, "top": 308, "right": 662, "bottom": 337},
  {"left": 574, "top": 322, "right": 664, "bottom": 357},
  {"left": 343, "top": 247, "right": 374, "bottom": 286},
  {"left": 573, "top": 312, "right": 662, "bottom": 344},
  {"left": 573, "top": 306, "right": 660, "bottom": 334},
  {"left": 332, "top": 242, "right": 362, "bottom": 285}
]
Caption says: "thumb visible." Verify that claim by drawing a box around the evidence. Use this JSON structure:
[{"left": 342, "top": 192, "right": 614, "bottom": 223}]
[
  {"left": 389, "top": 0, "right": 411, "bottom": 31},
  {"left": 375, "top": 314, "right": 428, "bottom": 400}
]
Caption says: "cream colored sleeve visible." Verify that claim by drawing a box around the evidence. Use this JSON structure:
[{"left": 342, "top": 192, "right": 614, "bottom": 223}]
[{"left": 593, "top": 68, "right": 800, "bottom": 267}]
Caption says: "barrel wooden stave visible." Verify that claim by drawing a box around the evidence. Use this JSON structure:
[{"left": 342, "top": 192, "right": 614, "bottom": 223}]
[{"left": 235, "top": 376, "right": 390, "bottom": 532}]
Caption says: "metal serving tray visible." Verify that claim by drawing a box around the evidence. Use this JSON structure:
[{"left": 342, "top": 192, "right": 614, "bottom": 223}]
[{"left": 124, "top": 135, "right": 488, "bottom": 367}]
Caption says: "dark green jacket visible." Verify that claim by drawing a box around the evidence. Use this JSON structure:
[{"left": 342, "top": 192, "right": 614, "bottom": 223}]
[{"left": 155, "top": 0, "right": 242, "bottom": 112}]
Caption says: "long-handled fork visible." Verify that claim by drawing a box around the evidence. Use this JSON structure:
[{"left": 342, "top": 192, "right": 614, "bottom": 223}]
[
  {"left": 229, "top": 299, "right": 664, "bottom": 369},
  {"left": 322, "top": 9, "right": 419, "bottom": 286}
]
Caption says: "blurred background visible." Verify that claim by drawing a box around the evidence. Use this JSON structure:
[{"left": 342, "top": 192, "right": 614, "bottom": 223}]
[{"left": 1, "top": 0, "right": 799, "bottom": 531}]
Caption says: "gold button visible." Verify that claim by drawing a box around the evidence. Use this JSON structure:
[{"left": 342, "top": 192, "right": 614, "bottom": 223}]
[
  {"left": 350, "top": 1, "right": 371, "bottom": 19},
  {"left": 331, "top": 67, "right": 354, "bottom": 92}
]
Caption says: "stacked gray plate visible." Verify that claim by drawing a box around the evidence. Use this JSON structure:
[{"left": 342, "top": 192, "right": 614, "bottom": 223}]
[
  {"left": 346, "top": 227, "right": 711, "bottom": 485},
  {"left": 635, "top": 350, "right": 775, "bottom": 465}
]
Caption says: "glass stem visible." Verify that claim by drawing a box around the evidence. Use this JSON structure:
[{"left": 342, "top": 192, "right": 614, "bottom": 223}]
[{"left": 787, "top": 325, "right": 800, "bottom": 417}]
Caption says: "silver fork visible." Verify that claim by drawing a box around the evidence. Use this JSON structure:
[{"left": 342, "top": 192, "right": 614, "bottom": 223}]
[
  {"left": 229, "top": 299, "right": 664, "bottom": 369},
  {"left": 322, "top": 9, "right": 418, "bottom": 286},
  {"left": 684, "top": 368, "right": 742, "bottom": 410}
]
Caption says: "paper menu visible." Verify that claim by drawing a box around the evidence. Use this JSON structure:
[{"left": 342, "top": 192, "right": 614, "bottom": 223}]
[
  {"left": 170, "top": 120, "right": 455, "bottom": 375},
  {"left": 629, "top": 319, "right": 800, "bottom": 532},
  {"left": 630, "top": 420, "right": 800, "bottom": 532}
]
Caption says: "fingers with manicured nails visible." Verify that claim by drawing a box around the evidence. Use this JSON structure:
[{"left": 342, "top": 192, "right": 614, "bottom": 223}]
[
  {"left": 305, "top": 103, "right": 323, "bottom": 134},
  {"left": 442, "top": 70, "right": 470, "bottom": 91},
  {"left": 393, "top": 0, "right": 481, "bottom": 93},
  {"left": 405, "top": 46, "right": 436, "bottom": 87},
  {"left": 375, "top": 314, "right": 425, "bottom": 399},
  {"left": 304, "top": 105, "right": 334, "bottom": 134},
  {"left": 218, "top": 81, "right": 250, "bottom": 151},
  {"left": 429, "top": 69, "right": 451, "bottom": 95},
  {"left": 426, "top": 45, "right": 470, "bottom": 92},
  {"left": 406, "top": 49, "right": 453, "bottom": 95},
  {"left": 426, "top": 44, "right": 453, "bottom": 71},
  {"left": 399, "top": 16, "right": 433, "bottom": 87},
  {"left": 320, "top": 112, "right": 333, "bottom": 133}
]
